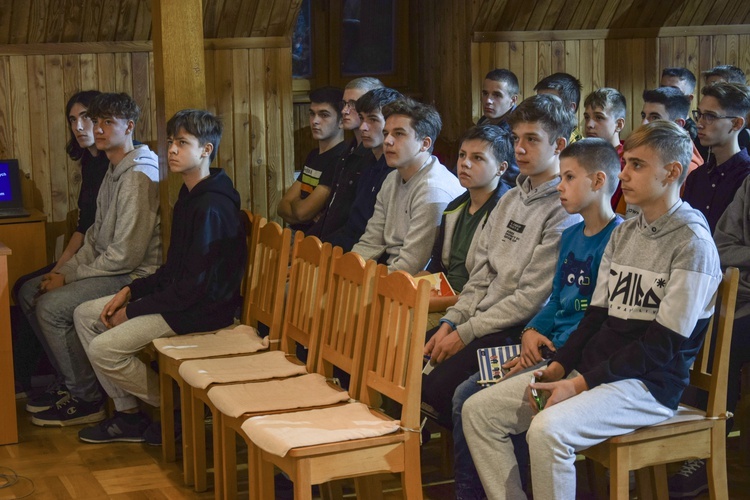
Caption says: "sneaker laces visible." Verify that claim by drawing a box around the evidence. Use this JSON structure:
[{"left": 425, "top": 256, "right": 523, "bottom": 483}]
[
  {"left": 53, "top": 395, "right": 78, "bottom": 410},
  {"left": 676, "top": 459, "right": 705, "bottom": 478}
]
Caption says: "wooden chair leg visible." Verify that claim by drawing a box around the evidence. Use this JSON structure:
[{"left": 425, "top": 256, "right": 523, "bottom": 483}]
[
  {"left": 180, "top": 380, "right": 194, "bottom": 486},
  {"left": 708, "top": 429, "right": 729, "bottom": 500},
  {"left": 586, "top": 459, "right": 608, "bottom": 499},
  {"left": 439, "top": 428, "right": 454, "bottom": 478},
  {"left": 635, "top": 468, "right": 655, "bottom": 500},
  {"left": 403, "top": 438, "right": 424, "bottom": 500},
  {"left": 354, "top": 476, "right": 383, "bottom": 500},
  {"left": 160, "top": 370, "right": 176, "bottom": 462},
  {"left": 211, "top": 408, "right": 224, "bottom": 500},
  {"left": 221, "top": 416, "right": 238, "bottom": 500},
  {"left": 652, "top": 464, "right": 669, "bottom": 500},
  {"left": 293, "top": 460, "right": 314, "bottom": 500},
  {"left": 190, "top": 388, "right": 207, "bottom": 492},
  {"left": 610, "top": 464, "right": 629, "bottom": 500},
  {"left": 319, "top": 480, "right": 345, "bottom": 500},
  {"left": 256, "top": 447, "right": 276, "bottom": 500}
]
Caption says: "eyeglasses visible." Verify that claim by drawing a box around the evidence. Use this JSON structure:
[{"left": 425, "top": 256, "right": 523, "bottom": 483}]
[
  {"left": 692, "top": 109, "right": 741, "bottom": 124},
  {"left": 340, "top": 100, "right": 358, "bottom": 110}
]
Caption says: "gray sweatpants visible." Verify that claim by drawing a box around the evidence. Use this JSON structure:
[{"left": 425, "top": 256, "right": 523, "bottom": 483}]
[
  {"left": 74, "top": 294, "right": 176, "bottom": 412},
  {"left": 462, "top": 370, "right": 674, "bottom": 500}
]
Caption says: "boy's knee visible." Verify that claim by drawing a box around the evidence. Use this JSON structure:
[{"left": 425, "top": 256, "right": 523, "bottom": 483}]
[
  {"left": 87, "top": 335, "right": 110, "bottom": 370},
  {"left": 462, "top": 390, "right": 490, "bottom": 430},
  {"left": 527, "top": 410, "right": 563, "bottom": 451}
]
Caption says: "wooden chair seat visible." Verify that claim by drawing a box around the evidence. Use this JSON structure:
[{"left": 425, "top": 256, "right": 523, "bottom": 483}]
[
  {"left": 179, "top": 351, "right": 307, "bottom": 389},
  {"left": 242, "top": 402, "right": 401, "bottom": 457},
  {"left": 153, "top": 324, "right": 269, "bottom": 360}
]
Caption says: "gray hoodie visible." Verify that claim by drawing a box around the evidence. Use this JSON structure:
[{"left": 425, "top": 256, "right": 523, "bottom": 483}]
[
  {"left": 443, "top": 175, "right": 581, "bottom": 345},
  {"left": 57, "top": 144, "right": 161, "bottom": 283}
]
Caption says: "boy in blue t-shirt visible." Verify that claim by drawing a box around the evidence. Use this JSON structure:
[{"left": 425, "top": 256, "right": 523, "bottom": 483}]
[{"left": 452, "top": 138, "right": 623, "bottom": 500}]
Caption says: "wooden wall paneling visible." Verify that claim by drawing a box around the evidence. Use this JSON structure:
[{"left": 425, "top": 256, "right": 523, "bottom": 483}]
[
  {"left": 552, "top": 0, "right": 580, "bottom": 31},
  {"left": 583, "top": 0, "right": 610, "bottom": 30},
  {"left": 252, "top": 0, "right": 275, "bottom": 37},
  {"left": 567, "top": 0, "right": 593, "bottom": 29},
  {"left": 147, "top": 51, "right": 156, "bottom": 147},
  {"left": 727, "top": 34, "right": 740, "bottom": 66},
  {"left": 9, "top": 1, "right": 31, "bottom": 44},
  {"left": 97, "top": 52, "right": 116, "bottom": 91},
  {"left": 529, "top": 0, "right": 556, "bottom": 31},
  {"left": 523, "top": 41, "right": 539, "bottom": 104},
  {"left": 98, "top": 0, "right": 121, "bottom": 42},
  {"left": 512, "top": 1, "right": 537, "bottom": 31},
  {"left": 538, "top": 41, "right": 552, "bottom": 88},
  {"left": 27, "top": 55, "right": 52, "bottom": 216},
  {"left": 213, "top": 50, "right": 235, "bottom": 182},
  {"left": 595, "top": 0, "right": 622, "bottom": 29},
  {"left": 551, "top": 40, "right": 565, "bottom": 74},
  {"left": 267, "top": 48, "right": 292, "bottom": 222},
  {"left": 132, "top": 0, "right": 151, "bottom": 40},
  {"left": 689, "top": 0, "right": 715, "bottom": 26},
  {"left": 202, "top": 0, "right": 226, "bottom": 39},
  {"left": 699, "top": 35, "right": 713, "bottom": 87},
  {"left": 131, "top": 51, "right": 151, "bottom": 143},
  {"left": 685, "top": 36, "right": 701, "bottom": 86},
  {"left": 741, "top": 35, "right": 750, "bottom": 79},
  {"left": 578, "top": 39, "right": 593, "bottom": 113},
  {"left": 673, "top": 36, "right": 687, "bottom": 68},
  {"left": 62, "top": 53, "right": 82, "bottom": 241},
  {"left": 115, "top": 0, "right": 139, "bottom": 41},
  {"left": 43, "top": 0, "right": 66, "bottom": 43},
  {"left": 470, "top": 43, "right": 480, "bottom": 124},
  {"left": 644, "top": 38, "right": 659, "bottom": 93},
  {"left": 232, "top": 48, "right": 253, "bottom": 211},
  {"left": 27, "top": 0, "right": 49, "bottom": 44},
  {"left": 234, "top": 0, "right": 259, "bottom": 39},
  {"left": 0, "top": 5, "right": 11, "bottom": 44},
  {"left": 62, "top": 0, "right": 86, "bottom": 42},
  {"left": 713, "top": 35, "right": 727, "bottom": 66},
  {"left": 82, "top": 0, "right": 104, "bottom": 42},
  {"left": 203, "top": 49, "right": 217, "bottom": 121},
  {"left": 9, "top": 56, "right": 33, "bottom": 209},
  {"left": 592, "top": 39, "right": 605, "bottom": 89},
  {"left": 704, "top": 0, "right": 732, "bottom": 25},
  {"left": 279, "top": 0, "right": 303, "bottom": 36},
  {"left": 254, "top": 46, "right": 273, "bottom": 217},
  {"left": 509, "top": 42, "right": 527, "bottom": 98},
  {"left": 293, "top": 102, "right": 313, "bottom": 172},
  {"left": 114, "top": 52, "right": 133, "bottom": 97},
  {"left": 79, "top": 53, "right": 97, "bottom": 90},
  {"left": 630, "top": 38, "right": 647, "bottom": 137},
  {"left": 216, "top": 0, "right": 242, "bottom": 38},
  {"left": 0, "top": 57, "right": 12, "bottom": 159},
  {"left": 634, "top": 0, "right": 661, "bottom": 29},
  {"left": 44, "top": 55, "right": 69, "bottom": 222}
]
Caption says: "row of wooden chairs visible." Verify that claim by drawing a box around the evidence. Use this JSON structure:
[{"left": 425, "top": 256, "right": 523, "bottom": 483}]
[{"left": 151, "top": 209, "right": 431, "bottom": 499}]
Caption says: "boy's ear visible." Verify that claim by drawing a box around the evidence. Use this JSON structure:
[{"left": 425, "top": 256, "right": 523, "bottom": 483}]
[
  {"left": 731, "top": 115, "right": 745, "bottom": 132},
  {"left": 511, "top": 94, "right": 519, "bottom": 106},
  {"left": 592, "top": 171, "right": 607, "bottom": 191},
  {"left": 615, "top": 117, "right": 625, "bottom": 134},
  {"left": 666, "top": 161, "right": 683, "bottom": 184},
  {"left": 674, "top": 117, "right": 686, "bottom": 128},
  {"left": 420, "top": 135, "right": 432, "bottom": 153},
  {"left": 126, "top": 120, "right": 135, "bottom": 134},
  {"left": 202, "top": 142, "right": 214, "bottom": 158},
  {"left": 554, "top": 137, "right": 568, "bottom": 155},
  {"left": 497, "top": 160, "right": 508, "bottom": 177}
]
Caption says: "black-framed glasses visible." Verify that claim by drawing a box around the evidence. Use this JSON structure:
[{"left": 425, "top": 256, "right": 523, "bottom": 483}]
[
  {"left": 692, "top": 109, "right": 741, "bottom": 124},
  {"left": 340, "top": 100, "right": 358, "bottom": 110}
]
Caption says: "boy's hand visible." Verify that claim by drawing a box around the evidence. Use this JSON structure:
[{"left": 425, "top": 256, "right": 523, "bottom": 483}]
[
  {"left": 39, "top": 273, "right": 65, "bottom": 293},
  {"left": 424, "top": 322, "right": 451, "bottom": 358},
  {"left": 100, "top": 287, "right": 131, "bottom": 329},
  {"left": 500, "top": 357, "right": 524, "bottom": 378},
  {"left": 431, "top": 331, "right": 466, "bottom": 364},
  {"left": 519, "top": 328, "right": 556, "bottom": 368},
  {"left": 529, "top": 374, "right": 588, "bottom": 412}
]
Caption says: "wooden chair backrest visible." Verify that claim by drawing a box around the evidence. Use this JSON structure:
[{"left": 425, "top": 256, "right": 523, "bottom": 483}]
[
  {"left": 240, "top": 209, "right": 265, "bottom": 302},
  {"left": 242, "top": 220, "right": 292, "bottom": 348},
  {"left": 358, "top": 266, "right": 431, "bottom": 431},
  {"left": 690, "top": 266, "right": 739, "bottom": 418},
  {"left": 310, "top": 249, "right": 377, "bottom": 390},
  {"left": 279, "top": 232, "right": 333, "bottom": 363}
]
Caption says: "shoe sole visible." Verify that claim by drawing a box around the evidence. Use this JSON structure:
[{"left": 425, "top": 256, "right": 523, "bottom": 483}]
[
  {"left": 668, "top": 485, "right": 709, "bottom": 499},
  {"left": 25, "top": 403, "right": 52, "bottom": 413},
  {"left": 79, "top": 435, "right": 146, "bottom": 444},
  {"left": 31, "top": 410, "right": 107, "bottom": 427}
]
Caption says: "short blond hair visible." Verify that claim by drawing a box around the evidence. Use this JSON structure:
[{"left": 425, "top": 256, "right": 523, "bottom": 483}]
[{"left": 624, "top": 121, "right": 692, "bottom": 185}]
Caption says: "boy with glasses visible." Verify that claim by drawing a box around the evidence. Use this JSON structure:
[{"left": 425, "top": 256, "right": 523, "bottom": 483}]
[{"left": 683, "top": 82, "right": 750, "bottom": 233}]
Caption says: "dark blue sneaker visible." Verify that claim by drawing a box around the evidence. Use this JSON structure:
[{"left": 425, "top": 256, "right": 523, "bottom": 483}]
[
  {"left": 668, "top": 459, "right": 708, "bottom": 498},
  {"left": 79, "top": 412, "right": 151, "bottom": 443},
  {"left": 31, "top": 396, "right": 105, "bottom": 427},
  {"left": 25, "top": 383, "right": 70, "bottom": 413}
]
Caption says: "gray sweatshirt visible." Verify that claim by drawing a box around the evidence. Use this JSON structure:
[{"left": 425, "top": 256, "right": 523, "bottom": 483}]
[
  {"left": 58, "top": 144, "right": 161, "bottom": 283},
  {"left": 352, "top": 155, "right": 464, "bottom": 274},
  {"left": 714, "top": 174, "right": 750, "bottom": 318},
  {"left": 443, "top": 175, "right": 581, "bottom": 345}
]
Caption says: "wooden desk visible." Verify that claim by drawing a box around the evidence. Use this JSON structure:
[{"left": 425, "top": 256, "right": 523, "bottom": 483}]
[
  {"left": 0, "top": 241, "right": 18, "bottom": 444},
  {"left": 0, "top": 209, "right": 48, "bottom": 301}
]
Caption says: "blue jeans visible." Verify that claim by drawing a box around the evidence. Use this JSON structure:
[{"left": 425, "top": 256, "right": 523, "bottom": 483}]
[{"left": 18, "top": 273, "right": 132, "bottom": 401}]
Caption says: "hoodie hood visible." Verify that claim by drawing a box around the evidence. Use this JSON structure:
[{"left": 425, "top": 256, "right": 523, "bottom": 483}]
[
  {"left": 634, "top": 200, "right": 711, "bottom": 241},
  {"left": 516, "top": 174, "right": 563, "bottom": 205},
  {"left": 183, "top": 168, "right": 241, "bottom": 209},
  {"left": 111, "top": 144, "right": 159, "bottom": 182}
]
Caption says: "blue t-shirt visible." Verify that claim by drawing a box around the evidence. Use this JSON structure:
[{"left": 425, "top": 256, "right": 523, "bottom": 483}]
[{"left": 526, "top": 216, "right": 622, "bottom": 348}]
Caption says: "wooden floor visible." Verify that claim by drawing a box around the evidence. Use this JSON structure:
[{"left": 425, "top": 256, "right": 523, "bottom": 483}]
[{"left": 1, "top": 397, "right": 748, "bottom": 499}]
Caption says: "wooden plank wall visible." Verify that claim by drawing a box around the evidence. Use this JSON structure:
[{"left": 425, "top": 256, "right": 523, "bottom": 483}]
[
  {"left": 472, "top": 29, "right": 750, "bottom": 137},
  {"left": 0, "top": 42, "right": 293, "bottom": 260}
]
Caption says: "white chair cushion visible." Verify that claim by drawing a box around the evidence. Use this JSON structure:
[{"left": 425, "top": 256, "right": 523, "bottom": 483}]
[
  {"left": 242, "top": 402, "right": 400, "bottom": 457},
  {"left": 207, "top": 373, "right": 351, "bottom": 418},
  {"left": 179, "top": 351, "right": 307, "bottom": 389},
  {"left": 152, "top": 324, "right": 269, "bottom": 360},
  {"left": 653, "top": 404, "right": 706, "bottom": 426}
]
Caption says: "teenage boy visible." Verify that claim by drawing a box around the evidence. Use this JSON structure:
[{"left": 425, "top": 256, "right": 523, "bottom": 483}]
[
  {"left": 277, "top": 86, "right": 347, "bottom": 232},
  {"left": 478, "top": 69, "right": 520, "bottom": 126},
  {"left": 308, "top": 77, "right": 383, "bottom": 241},
  {"left": 73, "top": 109, "right": 246, "bottom": 442},
  {"left": 683, "top": 82, "right": 750, "bottom": 233},
  {"left": 20, "top": 92, "right": 161, "bottom": 426},
  {"left": 421, "top": 94, "right": 580, "bottom": 426},
  {"left": 534, "top": 72, "right": 584, "bottom": 143},
  {"left": 582, "top": 88, "right": 628, "bottom": 210},
  {"left": 703, "top": 64, "right": 747, "bottom": 85},
  {"left": 463, "top": 120, "right": 722, "bottom": 500},
  {"left": 323, "top": 87, "right": 403, "bottom": 251},
  {"left": 452, "top": 138, "right": 623, "bottom": 500},
  {"left": 352, "top": 98, "right": 463, "bottom": 273},
  {"left": 661, "top": 67, "right": 707, "bottom": 159}
]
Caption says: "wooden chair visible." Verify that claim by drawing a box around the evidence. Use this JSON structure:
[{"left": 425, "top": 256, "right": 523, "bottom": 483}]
[
  {"left": 581, "top": 267, "right": 739, "bottom": 500},
  {"left": 153, "top": 216, "right": 290, "bottom": 484},
  {"left": 214, "top": 251, "right": 378, "bottom": 499},
  {"left": 244, "top": 266, "right": 431, "bottom": 500},
  {"left": 181, "top": 234, "right": 332, "bottom": 493}
]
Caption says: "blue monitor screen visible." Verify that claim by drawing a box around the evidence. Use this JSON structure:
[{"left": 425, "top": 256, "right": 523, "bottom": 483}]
[{"left": 0, "top": 162, "right": 12, "bottom": 202}]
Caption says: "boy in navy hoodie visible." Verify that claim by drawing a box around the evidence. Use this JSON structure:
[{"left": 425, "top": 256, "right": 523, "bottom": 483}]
[
  {"left": 463, "top": 120, "right": 722, "bottom": 500},
  {"left": 73, "top": 109, "right": 246, "bottom": 443}
]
